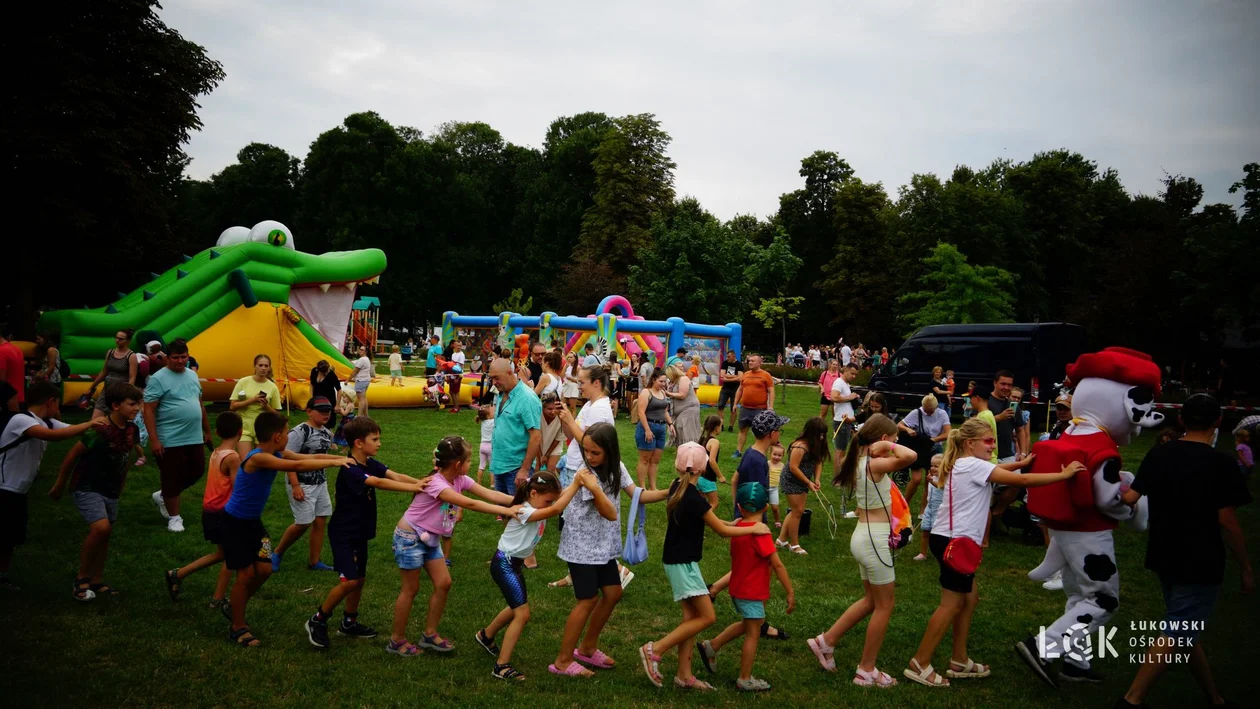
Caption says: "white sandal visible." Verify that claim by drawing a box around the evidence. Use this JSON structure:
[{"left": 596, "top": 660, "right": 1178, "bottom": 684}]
[
  {"left": 904, "top": 658, "right": 949, "bottom": 687},
  {"left": 806, "top": 635, "right": 836, "bottom": 672},
  {"left": 789, "top": 545, "right": 809, "bottom": 555},
  {"left": 854, "top": 666, "right": 897, "bottom": 687},
  {"left": 946, "top": 658, "right": 991, "bottom": 678},
  {"left": 775, "top": 539, "right": 789, "bottom": 549}
]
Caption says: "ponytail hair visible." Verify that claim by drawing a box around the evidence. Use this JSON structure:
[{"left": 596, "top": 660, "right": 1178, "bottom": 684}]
[
  {"left": 938, "top": 418, "right": 992, "bottom": 488},
  {"left": 583, "top": 364, "right": 610, "bottom": 395},
  {"left": 511, "top": 469, "right": 562, "bottom": 506},
  {"left": 433, "top": 435, "right": 472, "bottom": 472},
  {"left": 832, "top": 413, "right": 897, "bottom": 490}
]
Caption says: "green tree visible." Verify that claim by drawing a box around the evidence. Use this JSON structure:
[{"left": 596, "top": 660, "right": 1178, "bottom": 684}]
[
  {"left": 492, "top": 288, "right": 534, "bottom": 315},
  {"left": 576, "top": 113, "right": 676, "bottom": 276},
  {"left": 751, "top": 296, "right": 805, "bottom": 354},
  {"left": 7, "top": 0, "right": 224, "bottom": 332},
  {"left": 201, "top": 143, "right": 302, "bottom": 231},
  {"left": 815, "top": 177, "right": 896, "bottom": 342},
  {"left": 898, "top": 243, "right": 1016, "bottom": 335}
]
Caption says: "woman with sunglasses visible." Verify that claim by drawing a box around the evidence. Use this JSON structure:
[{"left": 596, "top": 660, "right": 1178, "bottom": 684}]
[{"left": 85, "top": 329, "right": 139, "bottom": 420}]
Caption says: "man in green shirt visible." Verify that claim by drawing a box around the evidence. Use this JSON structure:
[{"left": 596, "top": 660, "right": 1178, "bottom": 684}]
[{"left": 486, "top": 357, "right": 541, "bottom": 496}]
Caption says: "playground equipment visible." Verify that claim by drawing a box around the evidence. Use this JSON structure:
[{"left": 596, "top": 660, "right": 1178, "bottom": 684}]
[
  {"left": 38, "top": 221, "right": 477, "bottom": 408},
  {"left": 442, "top": 295, "right": 742, "bottom": 405},
  {"left": 349, "top": 296, "right": 380, "bottom": 355}
]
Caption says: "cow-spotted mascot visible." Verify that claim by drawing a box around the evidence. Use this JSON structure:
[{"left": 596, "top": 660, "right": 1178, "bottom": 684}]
[{"left": 1015, "top": 347, "right": 1163, "bottom": 687}]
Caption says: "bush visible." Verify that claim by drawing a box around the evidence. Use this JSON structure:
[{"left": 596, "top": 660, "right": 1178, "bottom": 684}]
[{"left": 762, "top": 364, "right": 874, "bottom": 388}]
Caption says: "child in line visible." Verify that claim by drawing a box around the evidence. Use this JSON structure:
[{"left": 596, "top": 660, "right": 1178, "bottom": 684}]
[
  {"left": 767, "top": 443, "right": 785, "bottom": 528},
  {"left": 550, "top": 422, "right": 668, "bottom": 677},
  {"left": 331, "top": 383, "right": 357, "bottom": 449},
  {"left": 696, "top": 483, "right": 795, "bottom": 692},
  {"left": 388, "top": 345, "right": 403, "bottom": 387},
  {"left": 698, "top": 415, "right": 728, "bottom": 510},
  {"left": 476, "top": 404, "right": 495, "bottom": 487},
  {"left": 475, "top": 470, "right": 588, "bottom": 681},
  {"left": 904, "top": 417, "right": 1081, "bottom": 687},
  {"left": 49, "top": 382, "right": 143, "bottom": 601},
  {"left": 1235, "top": 428, "right": 1253, "bottom": 478},
  {"left": 913, "top": 454, "right": 945, "bottom": 562},
  {"left": 306, "top": 416, "right": 429, "bottom": 650},
  {"left": 272, "top": 397, "right": 337, "bottom": 572},
  {"left": 388, "top": 436, "right": 519, "bottom": 656},
  {"left": 807, "top": 414, "right": 917, "bottom": 687},
  {"left": 222, "top": 411, "right": 354, "bottom": 647},
  {"left": 639, "top": 444, "right": 770, "bottom": 691},
  {"left": 0, "top": 381, "right": 104, "bottom": 592},
  {"left": 729, "top": 410, "right": 789, "bottom": 520},
  {"left": 164, "top": 411, "right": 241, "bottom": 609}
]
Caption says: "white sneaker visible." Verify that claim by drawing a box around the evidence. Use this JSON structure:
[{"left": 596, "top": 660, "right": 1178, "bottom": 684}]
[
  {"left": 167, "top": 516, "right": 185, "bottom": 533},
  {"left": 152, "top": 491, "right": 170, "bottom": 520},
  {"left": 619, "top": 565, "right": 635, "bottom": 589},
  {"left": 1042, "top": 571, "right": 1063, "bottom": 591},
  {"left": 843, "top": 511, "right": 858, "bottom": 519}
]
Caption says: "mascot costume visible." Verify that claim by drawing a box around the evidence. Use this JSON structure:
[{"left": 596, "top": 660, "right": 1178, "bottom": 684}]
[{"left": 1015, "top": 347, "right": 1163, "bottom": 687}]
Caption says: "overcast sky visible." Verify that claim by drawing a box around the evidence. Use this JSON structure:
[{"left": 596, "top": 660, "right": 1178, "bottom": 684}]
[{"left": 164, "top": 0, "right": 1259, "bottom": 220}]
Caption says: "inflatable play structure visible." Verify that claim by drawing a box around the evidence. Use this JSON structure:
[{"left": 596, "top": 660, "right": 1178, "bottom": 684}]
[
  {"left": 37, "top": 221, "right": 443, "bottom": 407},
  {"left": 442, "top": 295, "right": 743, "bottom": 405}
]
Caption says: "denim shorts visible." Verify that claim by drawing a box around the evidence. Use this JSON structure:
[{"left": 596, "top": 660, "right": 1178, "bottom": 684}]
[
  {"left": 732, "top": 597, "right": 766, "bottom": 619},
  {"left": 73, "top": 491, "right": 118, "bottom": 524},
  {"left": 635, "top": 421, "right": 667, "bottom": 451},
  {"left": 1160, "top": 579, "right": 1219, "bottom": 643},
  {"left": 393, "top": 527, "right": 444, "bottom": 570},
  {"left": 697, "top": 477, "right": 717, "bottom": 494},
  {"left": 493, "top": 472, "right": 518, "bottom": 496}
]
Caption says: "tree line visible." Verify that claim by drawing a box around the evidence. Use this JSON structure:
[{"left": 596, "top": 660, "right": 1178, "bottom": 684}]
[{"left": 8, "top": 2, "right": 1259, "bottom": 386}]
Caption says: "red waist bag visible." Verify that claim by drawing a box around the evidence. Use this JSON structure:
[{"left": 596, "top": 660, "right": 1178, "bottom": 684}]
[{"left": 943, "top": 470, "right": 983, "bottom": 575}]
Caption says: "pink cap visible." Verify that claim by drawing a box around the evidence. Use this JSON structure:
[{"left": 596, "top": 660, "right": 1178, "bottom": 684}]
[{"left": 675, "top": 441, "right": 709, "bottom": 474}]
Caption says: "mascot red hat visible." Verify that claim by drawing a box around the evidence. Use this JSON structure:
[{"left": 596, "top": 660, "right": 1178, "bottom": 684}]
[{"left": 1066, "top": 347, "right": 1161, "bottom": 396}]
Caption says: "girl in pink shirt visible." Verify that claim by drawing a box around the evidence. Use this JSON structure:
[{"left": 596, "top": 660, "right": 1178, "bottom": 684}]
[{"left": 387, "top": 436, "right": 519, "bottom": 656}]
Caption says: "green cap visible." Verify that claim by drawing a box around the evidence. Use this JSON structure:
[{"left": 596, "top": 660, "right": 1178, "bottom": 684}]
[{"left": 736, "top": 482, "right": 768, "bottom": 513}]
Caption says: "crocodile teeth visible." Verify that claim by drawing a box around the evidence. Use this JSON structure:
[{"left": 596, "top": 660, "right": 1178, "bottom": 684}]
[
  {"left": 319, "top": 283, "right": 331, "bottom": 293},
  {"left": 345, "top": 282, "right": 357, "bottom": 291}
]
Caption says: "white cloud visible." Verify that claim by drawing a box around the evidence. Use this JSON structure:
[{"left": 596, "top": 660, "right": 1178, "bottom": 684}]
[{"left": 165, "top": 0, "right": 1260, "bottom": 219}]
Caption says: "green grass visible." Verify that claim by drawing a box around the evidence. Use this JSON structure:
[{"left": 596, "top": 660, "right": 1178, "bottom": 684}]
[{"left": 3, "top": 386, "right": 1256, "bottom": 708}]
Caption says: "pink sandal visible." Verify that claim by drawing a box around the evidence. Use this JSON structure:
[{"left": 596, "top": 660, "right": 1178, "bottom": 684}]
[
  {"left": 854, "top": 666, "right": 897, "bottom": 687},
  {"left": 638, "top": 643, "right": 663, "bottom": 687},
  {"left": 573, "top": 648, "right": 616, "bottom": 669},
  {"left": 806, "top": 634, "right": 837, "bottom": 672},
  {"left": 548, "top": 661, "right": 594, "bottom": 677}
]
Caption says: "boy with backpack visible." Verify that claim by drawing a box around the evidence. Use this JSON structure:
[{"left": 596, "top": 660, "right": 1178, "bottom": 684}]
[
  {"left": 0, "top": 381, "right": 105, "bottom": 590},
  {"left": 272, "top": 397, "right": 337, "bottom": 572}
]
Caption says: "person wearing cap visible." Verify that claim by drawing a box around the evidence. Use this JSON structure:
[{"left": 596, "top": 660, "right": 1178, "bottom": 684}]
[
  {"left": 271, "top": 397, "right": 337, "bottom": 572},
  {"left": 731, "top": 410, "right": 790, "bottom": 521},
  {"left": 1047, "top": 392, "right": 1073, "bottom": 441},
  {"left": 695, "top": 482, "right": 795, "bottom": 693},
  {"left": 637, "top": 443, "right": 771, "bottom": 690}
]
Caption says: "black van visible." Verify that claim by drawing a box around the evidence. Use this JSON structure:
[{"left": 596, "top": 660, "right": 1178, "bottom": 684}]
[{"left": 868, "top": 323, "right": 1085, "bottom": 411}]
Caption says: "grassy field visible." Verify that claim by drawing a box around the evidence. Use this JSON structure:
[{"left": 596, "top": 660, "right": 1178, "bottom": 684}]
[{"left": 2, "top": 385, "right": 1256, "bottom": 708}]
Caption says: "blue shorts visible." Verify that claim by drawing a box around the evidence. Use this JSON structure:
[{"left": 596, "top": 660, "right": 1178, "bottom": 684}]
[
  {"left": 390, "top": 369, "right": 402, "bottom": 377},
  {"left": 354, "top": 381, "right": 369, "bottom": 395},
  {"left": 635, "top": 421, "right": 667, "bottom": 451},
  {"left": 732, "top": 597, "right": 765, "bottom": 620},
  {"left": 493, "top": 472, "right": 518, "bottom": 496},
  {"left": 697, "top": 477, "right": 717, "bottom": 494},
  {"left": 1160, "top": 579, "right": 1219, "bottom": 643},
  {"left": 393, "top": 528, "right": 443, "bottom": 570}
]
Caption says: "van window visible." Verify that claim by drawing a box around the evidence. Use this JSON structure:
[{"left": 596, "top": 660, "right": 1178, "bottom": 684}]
[{"left": 890, "top": 347, "right": 917, "bottom": 375}]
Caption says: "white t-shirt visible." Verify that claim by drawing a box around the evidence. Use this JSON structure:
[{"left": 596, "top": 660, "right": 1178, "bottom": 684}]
[
  {"left": 479, "top": 418, "right": 495, "bottom": 446},
  {"left": 931, "top": 457, "right": 996, "bottom": 544},
  {"left": 563, "top": 397, "right": 615, "bottom": 472},
  {"left": 353, "top": 356, "right": 372, "bottom": 382},
  {"left": 0, "top": 413, "right": 69, "bottom": 494},
  {"left": 904, "top": 406, "right": 951, "bottom": 438},
  {"left": 450, "top": 351, "right": 466, "bottom": 367},
  {"left": 831, "top": 377, "right": 854, "bottom": 422},
  {"left": 840, "top": 345, "right": 852, "bottom": 366},
  {"left": 499, "top": 503, "right": 546, "bottom": 558},
  {"left": 388, "top": 353, "right": 402, "bottom": 370}
]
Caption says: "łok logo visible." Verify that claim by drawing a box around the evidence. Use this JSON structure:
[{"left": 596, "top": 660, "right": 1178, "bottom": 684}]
[{"left": 1038, "top": 623, "right": 1118, "bottom": 662}]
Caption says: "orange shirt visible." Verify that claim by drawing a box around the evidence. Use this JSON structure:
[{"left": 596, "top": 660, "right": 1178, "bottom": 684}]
[
  {"left": 203, "top": 448, "right": 237, "bottom": 512},
  {"left": 740, "top": 369, "right": 775, "bottom": 409}
]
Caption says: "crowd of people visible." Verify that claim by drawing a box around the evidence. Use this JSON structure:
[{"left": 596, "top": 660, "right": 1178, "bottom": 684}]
[
  {"left": 778, "top": 341, "right": 894, "bottom": 371},
  {"left": 0, "top": 334, "right": 1251, "bottom": 706}
]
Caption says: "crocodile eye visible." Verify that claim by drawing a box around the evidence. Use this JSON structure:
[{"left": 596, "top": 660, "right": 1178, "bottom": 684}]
[{"left": 247, "top": 220, "right": 295, "bottom": 250}]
